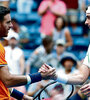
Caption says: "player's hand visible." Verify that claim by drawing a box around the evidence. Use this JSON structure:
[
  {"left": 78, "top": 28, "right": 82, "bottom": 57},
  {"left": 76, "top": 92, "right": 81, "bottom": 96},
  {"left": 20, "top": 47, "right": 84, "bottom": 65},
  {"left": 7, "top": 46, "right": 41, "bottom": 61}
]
[
  {"left": 80, "top": 83, "right": 90, "bottom": 97},
  {"left": 22, "top": 94, "right": 33, "bottom": 100},
  {"left": 39, "top": 63, "right": 57, "bottom": 80}
]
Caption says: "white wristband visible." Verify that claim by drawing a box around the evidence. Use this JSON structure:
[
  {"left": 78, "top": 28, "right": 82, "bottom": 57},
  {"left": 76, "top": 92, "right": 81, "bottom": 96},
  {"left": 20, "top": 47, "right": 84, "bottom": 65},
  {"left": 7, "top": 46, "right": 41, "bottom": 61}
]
[
  {"left": 26, "top": 75, "right": 31, "bottom": 85},
  {"left": 56, "top": 73, "right": 68, "bottom": 84}
]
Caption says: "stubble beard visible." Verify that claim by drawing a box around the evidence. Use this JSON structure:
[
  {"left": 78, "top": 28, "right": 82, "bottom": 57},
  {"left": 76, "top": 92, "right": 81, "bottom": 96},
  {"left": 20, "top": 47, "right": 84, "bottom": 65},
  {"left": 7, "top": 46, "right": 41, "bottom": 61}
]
[{"left": 0, "top": 23, "right": 8, "bottom": 38}]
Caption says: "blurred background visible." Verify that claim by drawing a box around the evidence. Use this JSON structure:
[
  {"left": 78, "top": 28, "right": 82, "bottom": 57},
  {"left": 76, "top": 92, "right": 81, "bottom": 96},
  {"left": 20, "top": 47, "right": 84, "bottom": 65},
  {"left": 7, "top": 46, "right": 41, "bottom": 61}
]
[{"left": 0, "top": 0, "right": 90, "bottom": 100}]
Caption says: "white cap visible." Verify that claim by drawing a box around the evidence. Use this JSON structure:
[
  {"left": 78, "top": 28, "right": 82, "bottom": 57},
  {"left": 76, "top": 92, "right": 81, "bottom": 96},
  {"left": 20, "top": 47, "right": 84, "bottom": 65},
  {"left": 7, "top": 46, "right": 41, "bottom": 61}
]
[
  {"left": 56, "top": 39, "right": 65, "bottom": 46},
  {"left": 86, "top": 6, "right": 90, "bottom": 14},
  {"left": 6, "top": 29, "right": 19, "bottom": 41}
]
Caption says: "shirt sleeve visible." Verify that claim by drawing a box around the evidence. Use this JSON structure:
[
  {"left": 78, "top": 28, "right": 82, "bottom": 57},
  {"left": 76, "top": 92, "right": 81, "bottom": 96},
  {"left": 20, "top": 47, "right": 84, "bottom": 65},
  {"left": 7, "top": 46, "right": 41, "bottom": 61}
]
[
  {"left": 83, "top": 45, "right": 90, "bottom": 68},
  {"left": 0, "top": 48, "right": 7, "bottom": 67}
]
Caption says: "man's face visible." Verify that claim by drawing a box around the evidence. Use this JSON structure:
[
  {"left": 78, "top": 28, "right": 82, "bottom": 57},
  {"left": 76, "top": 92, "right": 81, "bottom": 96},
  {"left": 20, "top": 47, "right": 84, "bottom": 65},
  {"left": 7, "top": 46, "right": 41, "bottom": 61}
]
[
  {"left": 0, "top": 14, "right": 13, "bottom": 37},
  {"left": 9, "top": 38, "right": 18, "bottom": 48},
  {"left": 56, "top": 45, "right": 65, "bottom": 55},
  {"left": 45, "top": 42, "right": 53, "bottom": 54},
  {"left": 63, "top": 60, "right": 74, "bottom": 71},
  {"left": 85, "top": 13, "right": 90, "bottom": 28}
]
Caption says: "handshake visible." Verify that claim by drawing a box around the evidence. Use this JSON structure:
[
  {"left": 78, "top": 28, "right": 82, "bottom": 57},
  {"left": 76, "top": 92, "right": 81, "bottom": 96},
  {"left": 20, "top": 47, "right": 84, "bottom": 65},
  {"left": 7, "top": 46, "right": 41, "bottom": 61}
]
[
  {"left": 39, "top": 63, "right": 57, "bottom": 80},
  {"left": 23, "top": 64, "right": 57, "bottom": 100}
]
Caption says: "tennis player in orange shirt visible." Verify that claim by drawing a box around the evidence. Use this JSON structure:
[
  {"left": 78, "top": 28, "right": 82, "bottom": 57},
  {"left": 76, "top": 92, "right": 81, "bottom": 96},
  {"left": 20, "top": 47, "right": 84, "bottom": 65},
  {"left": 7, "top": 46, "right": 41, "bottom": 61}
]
[{"left": 0, "top": 6, "right": 56, "bottom": 100}]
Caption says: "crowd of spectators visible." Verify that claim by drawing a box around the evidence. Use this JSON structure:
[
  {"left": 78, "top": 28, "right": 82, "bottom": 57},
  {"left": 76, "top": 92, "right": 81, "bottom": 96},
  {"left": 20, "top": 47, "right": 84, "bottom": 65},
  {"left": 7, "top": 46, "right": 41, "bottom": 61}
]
[{"left": 0, "top": 0, "right": 90, "bottom": 100}]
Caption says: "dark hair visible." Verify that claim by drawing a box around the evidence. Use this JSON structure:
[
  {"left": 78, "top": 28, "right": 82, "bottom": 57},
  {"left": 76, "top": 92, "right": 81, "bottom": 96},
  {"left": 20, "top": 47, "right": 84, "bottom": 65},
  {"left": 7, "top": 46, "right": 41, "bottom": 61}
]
[
  {"left": 0, "top": 6, "right": 10, "bottom": 21},
  {"left": 54, "top": 16, "right": 65, "bottom": 29},
  {"left": 61, "top": 57, "right": 77, "bottom": 66},
  {"left": 12, "top": 18, "right": 18, "bottom": 23},
  {"left": 42, "top": 36, "right": 53, "bottom": 47}
]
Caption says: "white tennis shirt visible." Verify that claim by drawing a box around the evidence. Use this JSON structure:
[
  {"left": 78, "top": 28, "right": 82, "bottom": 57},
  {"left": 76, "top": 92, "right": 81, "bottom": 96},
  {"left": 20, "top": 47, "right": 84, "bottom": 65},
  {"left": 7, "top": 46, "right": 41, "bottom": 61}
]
[{"left": 83, "top": 45, "right": 90, "bottom": 68}]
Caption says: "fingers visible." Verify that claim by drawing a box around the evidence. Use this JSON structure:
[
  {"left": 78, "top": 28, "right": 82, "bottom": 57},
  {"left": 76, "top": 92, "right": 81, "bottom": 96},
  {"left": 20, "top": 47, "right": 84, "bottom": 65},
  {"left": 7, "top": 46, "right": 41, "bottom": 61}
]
[
  {"left": 39, "top": 63, "right": 53, "bottom": 73},
  {"left": 80, "top": 84, "right": 89, "bottom": 92},
  {"left": 80, "top": 84, "right": 89, "bottom": 91},
  {"left": 80, "top": 83, "right": 90, "bottom": 97},
  {"left": 39, "top": 63, "right": 57, "bottom": 80},
  {"left": 80, "top": 87, "right": 90, "bottom": 94},
  {"left": 39, "top": 65, "right": 46, "bottom": 73}
]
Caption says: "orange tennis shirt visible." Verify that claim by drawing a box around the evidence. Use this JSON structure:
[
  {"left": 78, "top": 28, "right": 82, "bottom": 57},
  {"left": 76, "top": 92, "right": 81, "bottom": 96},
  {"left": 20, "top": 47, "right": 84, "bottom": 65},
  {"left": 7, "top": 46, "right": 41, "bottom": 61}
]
[{"left": 0, "top": 43, "right": 10, "bottom": 100}]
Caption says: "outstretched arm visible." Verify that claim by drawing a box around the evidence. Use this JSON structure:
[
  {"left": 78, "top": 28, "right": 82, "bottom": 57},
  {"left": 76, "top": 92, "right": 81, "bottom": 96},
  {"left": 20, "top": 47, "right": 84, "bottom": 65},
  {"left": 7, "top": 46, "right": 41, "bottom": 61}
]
[
  {"left": 67, "top": 64, "right": 89, "bottom": 85},
  {"left": 39, "top": 64, "right": 89, "bottom": 85},
  {"left": 0, "top": 65, "right": 56, "bottom": 87}
]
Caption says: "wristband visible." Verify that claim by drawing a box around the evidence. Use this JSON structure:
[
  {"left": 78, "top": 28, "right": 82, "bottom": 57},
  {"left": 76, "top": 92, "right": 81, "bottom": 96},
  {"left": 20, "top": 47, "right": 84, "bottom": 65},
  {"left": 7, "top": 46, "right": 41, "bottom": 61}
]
[
  {"left": 26, "top": 75, "right": 31, "bottom": 85},
  {"left": 56, "top": 73, "right": 68, "bottom": 84},
  {"left": 29, "top": 72, "right": 42, "bottom": 84},
  {"left": 10, "top": 89, "right": 24, "bottom": 100}
]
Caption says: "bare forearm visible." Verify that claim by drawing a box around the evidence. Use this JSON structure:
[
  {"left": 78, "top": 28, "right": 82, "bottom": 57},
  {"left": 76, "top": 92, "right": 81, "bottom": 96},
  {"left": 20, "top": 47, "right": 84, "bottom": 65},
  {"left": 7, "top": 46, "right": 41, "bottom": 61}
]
[
  {"left": 56, "top": 65, "right": 89, "bottom": 85},
  {"left": 65, "top": 42, "right": 73, "bottom": 47},
  {"left": 0, "top": 66, "right": 43, "bottom": 88},
  {"left": 38, "top": 7, "right": 48, "bottom": 15},
  {"left": 67, "top": 74, "right": 85, "bottom": 85},
  {"left": 3, "top": 74, "right": 27, "bottom": 87},
  {"left": 67, "top": 65, "right": 89, "bottom": 85}
]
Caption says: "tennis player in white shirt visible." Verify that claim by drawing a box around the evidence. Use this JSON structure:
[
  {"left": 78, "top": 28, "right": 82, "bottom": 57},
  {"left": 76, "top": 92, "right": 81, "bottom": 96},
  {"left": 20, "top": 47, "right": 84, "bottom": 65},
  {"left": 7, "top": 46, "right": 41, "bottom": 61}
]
[{"left": 40, "top": 6, "right": 90, "bottom": 97}]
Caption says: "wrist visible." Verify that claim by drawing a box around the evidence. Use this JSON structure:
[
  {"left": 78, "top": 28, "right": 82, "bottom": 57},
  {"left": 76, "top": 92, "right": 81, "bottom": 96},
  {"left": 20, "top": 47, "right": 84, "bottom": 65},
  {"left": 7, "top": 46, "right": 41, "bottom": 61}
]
[
  {"left": 29, "top": 72, "right": 42, "bottom": 84},
  {"left": 55, "top": 73, "right": 68, "bottom": 84},
  {"left": 26, "top": 75, "right": 31, "bottom": 85},
  {"left": 10, "top": 89, "right": 24, "bottom": 100}
]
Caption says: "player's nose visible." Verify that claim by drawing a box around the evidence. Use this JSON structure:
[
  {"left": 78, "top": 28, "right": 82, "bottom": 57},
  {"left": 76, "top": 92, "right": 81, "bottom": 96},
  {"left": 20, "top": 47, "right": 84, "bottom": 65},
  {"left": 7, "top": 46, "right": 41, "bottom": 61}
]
[{"left": 85, "top": 19, "right": 88, "bottom": 25}]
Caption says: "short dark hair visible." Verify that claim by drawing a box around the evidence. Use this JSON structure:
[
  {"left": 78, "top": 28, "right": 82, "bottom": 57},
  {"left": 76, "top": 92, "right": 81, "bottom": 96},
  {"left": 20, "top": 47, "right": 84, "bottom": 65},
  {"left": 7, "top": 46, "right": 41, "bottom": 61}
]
[
  {"left": 42, "top": 36, "right": 53, "bottom": 47},
  {"left": 0, "top": 6, "right": 10, "bottom": 21}
]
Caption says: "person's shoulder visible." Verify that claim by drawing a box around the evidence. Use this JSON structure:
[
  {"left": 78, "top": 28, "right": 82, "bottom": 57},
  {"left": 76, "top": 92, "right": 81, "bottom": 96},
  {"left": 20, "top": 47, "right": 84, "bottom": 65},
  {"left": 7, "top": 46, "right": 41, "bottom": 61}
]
[
  {"left": 4, "top": 46, "right": 11, "bottom": 53},
  {"left": 34, "top": 45, "right": 45, "bottom": 55},
  {"left": 64, "top": 27, "right": 70, "bottom": 33},
  {"left": 4, "top": 45, "right": 10, "bottom": 49},
  {"left": 15, "top": 47, "right": 23, "bottom": 54}
]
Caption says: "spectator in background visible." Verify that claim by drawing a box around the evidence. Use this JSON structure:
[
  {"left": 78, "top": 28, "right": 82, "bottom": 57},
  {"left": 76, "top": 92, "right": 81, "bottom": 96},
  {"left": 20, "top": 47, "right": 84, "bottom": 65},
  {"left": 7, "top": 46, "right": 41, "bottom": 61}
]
[
  {"left": 17, "top": 0, "right": 34, "bottom": 14},
  {"left": 5, "top": 33, "right": 25, "bottom": 75},
  {"left": 52, "top": 39, "right": 67, "bottom": 69},
  {"left": 51, "top": 17, "right": 73, "bottom": 47},
  {"left": 63, "top": 0, "right": 79, "bottom": 24},
  {"left": 0, "top": 0, "right": 9, "bottom": 7},
  {"left": 38, "top": 0, "right": 67, "bottom": 38},
  {"left": 11, "top": 18, "right": 30, "bottom": 48},
  {"left": 56, "top": 53, "right": 78, "bottom": 98},
  {"left": 5, "top": 33, "right": 26, "bottom": 99},
  {"left": 26, "top": 36, "right": 55, "bottom": 74}
]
